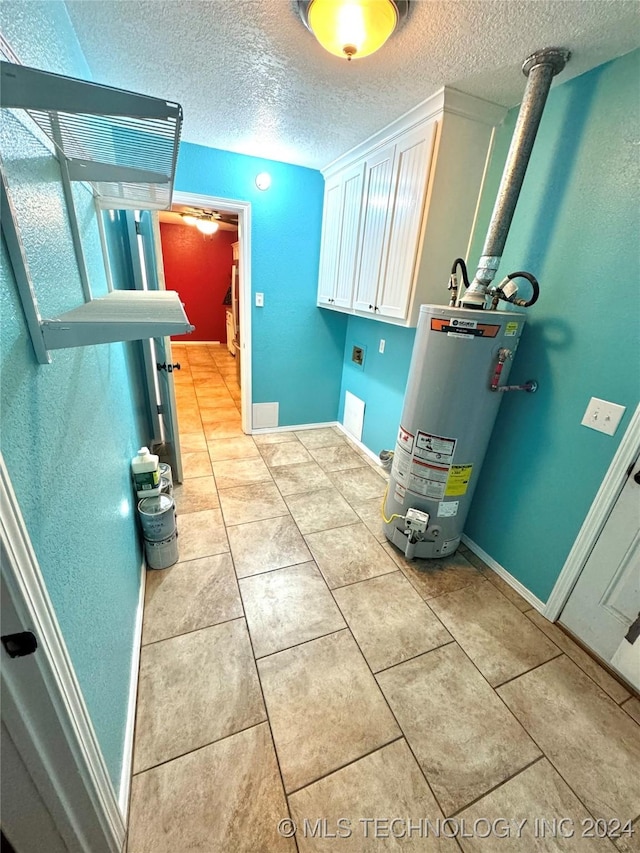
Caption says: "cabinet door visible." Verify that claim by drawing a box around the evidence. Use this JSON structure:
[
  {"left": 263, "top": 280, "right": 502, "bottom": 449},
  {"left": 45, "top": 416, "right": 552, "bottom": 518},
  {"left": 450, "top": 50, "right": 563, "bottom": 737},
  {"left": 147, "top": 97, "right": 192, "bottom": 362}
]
[
  {"left": 333, "top": 162, "right": 365, "bottom": 308},
  {"left": 353, "top": 143, "right": 397, "bottom": 314},
  {"left": 378, "top": 122, "right": 437, "bottom": 319},
  {"left": 317, "top": 176, "right": 342, "bottom": 305}
]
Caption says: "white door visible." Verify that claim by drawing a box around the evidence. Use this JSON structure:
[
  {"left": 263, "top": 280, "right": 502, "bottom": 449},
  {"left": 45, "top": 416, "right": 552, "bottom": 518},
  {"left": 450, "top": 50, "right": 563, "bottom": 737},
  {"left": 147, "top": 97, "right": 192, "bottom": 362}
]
[
  {"left": 128, "top": 210, "right": 184, "bottom": 483},
  {"left": 378, "top": 122, "right": 437, "bottom": 320},
  {"left": 1, "top": 720, "right": 67, "bottom": 853},
  {"left": 1, "top": 457, "right": 124, "bottom": 853},
  {"left": 317, "top": 176, "right": 342, "bottom": 306},
  {"left": 561, "top": 454, "right": 640, "bottom": 690},
  {"left": 353, "top": 143, "right": 397, "bottom": 315}
]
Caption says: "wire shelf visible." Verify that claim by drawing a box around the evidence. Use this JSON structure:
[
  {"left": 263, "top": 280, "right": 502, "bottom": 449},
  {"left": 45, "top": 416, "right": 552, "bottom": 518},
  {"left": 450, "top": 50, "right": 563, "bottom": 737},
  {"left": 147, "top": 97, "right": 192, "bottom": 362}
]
[{"left": 0, "top": 61, "right": 182, "bottom": 210}]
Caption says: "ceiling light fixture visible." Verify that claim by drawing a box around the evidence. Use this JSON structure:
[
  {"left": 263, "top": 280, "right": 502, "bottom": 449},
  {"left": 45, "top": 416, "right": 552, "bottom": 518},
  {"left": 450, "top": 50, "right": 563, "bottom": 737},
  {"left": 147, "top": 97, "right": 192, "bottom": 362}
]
[
  {"left": 181, "top": 213, "right": 199, "bottom": 226},
  {"left": 195, "top": 218, "right": 219, "bottom": 235},
  {"left": 298, "top": 0, "right": 408, "bottom": 61}
]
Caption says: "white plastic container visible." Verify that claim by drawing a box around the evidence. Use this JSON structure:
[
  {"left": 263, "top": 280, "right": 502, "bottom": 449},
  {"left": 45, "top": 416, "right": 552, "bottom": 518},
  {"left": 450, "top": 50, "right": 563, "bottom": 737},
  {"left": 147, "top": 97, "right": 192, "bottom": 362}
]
[{"left": 131, "top": 446, "right": 160, "bottom": 498}]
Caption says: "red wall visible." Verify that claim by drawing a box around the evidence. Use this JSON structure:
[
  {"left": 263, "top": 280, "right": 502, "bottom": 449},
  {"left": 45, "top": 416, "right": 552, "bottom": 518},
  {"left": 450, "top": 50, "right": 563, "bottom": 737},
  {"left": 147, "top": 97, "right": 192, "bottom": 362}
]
[{"left": 160, "top": 222, "right": 237, "bottom": 342}]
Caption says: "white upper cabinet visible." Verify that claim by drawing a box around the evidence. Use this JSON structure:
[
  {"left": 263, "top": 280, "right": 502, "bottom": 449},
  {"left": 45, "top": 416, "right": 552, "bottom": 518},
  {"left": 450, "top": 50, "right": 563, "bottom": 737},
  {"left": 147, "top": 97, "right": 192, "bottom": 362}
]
[
  {"left": 317, "top": 176, "right": 342, "bottom": 306},
  {"left": 353, "top": 143, "right": 397, "bottom": 314},
  {"left": 317, "top": 162, "right": 364, "bottom": 308},
  {"left": 334, "top": 162, "right": 365, "bottom": 307},
  {"left": 317, "top": 88, "right": 506, "bottom": 327}
]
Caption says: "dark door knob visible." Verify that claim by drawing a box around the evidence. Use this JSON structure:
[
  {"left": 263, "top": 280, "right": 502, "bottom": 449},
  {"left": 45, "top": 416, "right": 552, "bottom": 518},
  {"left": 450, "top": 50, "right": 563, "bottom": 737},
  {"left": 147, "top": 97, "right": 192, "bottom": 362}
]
[
  {"left": 2, "top": 631, "right": 38, "bottom": 658},
  {"left": 634, "top": 471, "right": 640, "bottom": 485}
]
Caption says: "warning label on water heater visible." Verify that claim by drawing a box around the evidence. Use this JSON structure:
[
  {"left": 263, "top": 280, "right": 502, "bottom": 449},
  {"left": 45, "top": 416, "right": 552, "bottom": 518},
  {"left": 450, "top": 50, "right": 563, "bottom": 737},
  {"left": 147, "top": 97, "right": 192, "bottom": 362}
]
[
  {"left": 391, "top": 430, "right": 457, "bottom": 500},
  {"left": 445, "top": 464, "right": 473, "bottom": 496},
  {"left": 397, "top": 425, "right": 415, "bottom": 454},
  {"left": 415, "top": 431, "right": 456, "bottom": 463}
]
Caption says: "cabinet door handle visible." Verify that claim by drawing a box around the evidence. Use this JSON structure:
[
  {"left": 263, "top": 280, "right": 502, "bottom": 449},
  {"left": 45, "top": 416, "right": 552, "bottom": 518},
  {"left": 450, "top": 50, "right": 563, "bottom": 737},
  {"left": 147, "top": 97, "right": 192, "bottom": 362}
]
[{"left": 368, "top": 304, "right": 374, "bottom": 309}]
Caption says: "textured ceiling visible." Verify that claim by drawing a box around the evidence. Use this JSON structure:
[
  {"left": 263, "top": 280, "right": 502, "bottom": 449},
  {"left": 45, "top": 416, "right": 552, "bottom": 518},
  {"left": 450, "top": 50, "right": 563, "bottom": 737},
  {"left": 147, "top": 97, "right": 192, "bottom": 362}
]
[{"left": 64, "top": 0, "right": 639, "bottom": 170}]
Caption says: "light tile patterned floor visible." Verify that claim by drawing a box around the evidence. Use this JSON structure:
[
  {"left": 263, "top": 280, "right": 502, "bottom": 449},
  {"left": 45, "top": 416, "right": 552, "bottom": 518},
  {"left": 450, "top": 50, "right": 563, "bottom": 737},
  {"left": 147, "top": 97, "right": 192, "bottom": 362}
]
[{"left": 127, "top": 343, "right": 640, "bottom": 853}]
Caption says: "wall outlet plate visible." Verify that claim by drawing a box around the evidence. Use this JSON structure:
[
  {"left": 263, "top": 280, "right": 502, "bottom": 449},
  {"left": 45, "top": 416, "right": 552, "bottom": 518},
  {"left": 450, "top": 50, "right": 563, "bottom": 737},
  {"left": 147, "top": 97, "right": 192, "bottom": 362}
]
[{"left": 581, "top": 397, "right": 626, "bottom": 436}]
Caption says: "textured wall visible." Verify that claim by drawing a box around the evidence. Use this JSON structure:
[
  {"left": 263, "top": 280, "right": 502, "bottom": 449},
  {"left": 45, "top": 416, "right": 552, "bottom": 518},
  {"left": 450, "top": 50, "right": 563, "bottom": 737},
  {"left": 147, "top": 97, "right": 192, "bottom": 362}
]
[
  {"left": 464, "top": 50, "right": 640, "bottom": 601},
  {"left": 1, "top": 2, "right": 146, "bottom": 794},
  {"left": 175, "top": 143, "right": 347, "bottom": 425},
  {"left": 160, "top": 222, "right": 236, "bottom": 343},
  {"left": 338, "top": 317, "right": 415, "bottom": 454}
]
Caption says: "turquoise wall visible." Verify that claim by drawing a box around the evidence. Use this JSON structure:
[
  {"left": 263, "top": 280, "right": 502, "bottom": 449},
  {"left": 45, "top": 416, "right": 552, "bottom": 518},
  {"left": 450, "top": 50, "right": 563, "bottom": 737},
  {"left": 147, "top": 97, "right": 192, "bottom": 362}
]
[
  {"left": 175, "top": 144, "right": 347, "bottom": 426},
  {"left": 1, "top": 2, "right": 146, "bottom": 793},
  {"left": 465, "top": 50, "right": 640, "bottom": 601},
  {"left": 338, "top": 316, "right": 415, "bottom": 453},
  {"left": 335, "top": 52, "right": 639, "bottom": 604}
]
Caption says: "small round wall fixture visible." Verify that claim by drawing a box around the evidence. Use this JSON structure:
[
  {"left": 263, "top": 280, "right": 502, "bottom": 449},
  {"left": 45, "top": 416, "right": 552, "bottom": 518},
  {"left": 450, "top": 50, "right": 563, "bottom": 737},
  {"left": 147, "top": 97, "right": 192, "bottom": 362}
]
[
  {"left": 255, "top": 172, "right": 272, "bottom": 191},
  {"left": 298, "top": 0, "right": 409, "bottom": 61}
]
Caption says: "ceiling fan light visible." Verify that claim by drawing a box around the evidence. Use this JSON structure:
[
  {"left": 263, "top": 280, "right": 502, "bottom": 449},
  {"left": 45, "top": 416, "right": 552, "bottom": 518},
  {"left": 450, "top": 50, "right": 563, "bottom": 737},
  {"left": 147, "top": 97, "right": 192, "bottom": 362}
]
[
  {"left": 195, "top": 219, "right": 219, "bottom": 235},
  {"left": 181, "top": 213, "right": 198, "bottom": 226},
  {"left": 307, "top": 0, "right": 399, "bottom": 60}
]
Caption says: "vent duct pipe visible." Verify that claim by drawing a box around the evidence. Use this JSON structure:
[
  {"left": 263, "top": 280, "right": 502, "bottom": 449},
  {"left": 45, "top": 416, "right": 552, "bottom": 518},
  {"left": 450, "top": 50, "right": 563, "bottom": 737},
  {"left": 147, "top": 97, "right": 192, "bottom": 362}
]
[{"left": 461, "top": 47, "right": 570, "bottom": 309}]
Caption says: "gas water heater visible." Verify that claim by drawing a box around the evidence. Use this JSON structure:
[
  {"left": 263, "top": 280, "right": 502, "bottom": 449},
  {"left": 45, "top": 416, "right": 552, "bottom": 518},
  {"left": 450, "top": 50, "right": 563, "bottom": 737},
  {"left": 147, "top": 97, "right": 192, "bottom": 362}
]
[{"left": 383, "top": 47, "right": 570, "bottom": 560}]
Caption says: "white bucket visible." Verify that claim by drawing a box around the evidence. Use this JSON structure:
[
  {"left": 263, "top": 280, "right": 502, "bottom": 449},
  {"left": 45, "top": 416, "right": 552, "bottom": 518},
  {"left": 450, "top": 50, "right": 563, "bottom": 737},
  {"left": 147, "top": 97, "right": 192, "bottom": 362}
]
[
  {"left": 138, "top": 494, "right": 176, "bottom": 542},
  {"left": 145, "top": 532, "right": 179, "bottom": 570}
]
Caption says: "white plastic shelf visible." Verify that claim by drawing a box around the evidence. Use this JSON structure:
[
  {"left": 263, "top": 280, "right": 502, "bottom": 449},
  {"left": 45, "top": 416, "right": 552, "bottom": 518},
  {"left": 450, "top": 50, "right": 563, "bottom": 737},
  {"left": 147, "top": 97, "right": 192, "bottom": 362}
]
[
  {"left": 41, "top": 291, "right": 195, "bottom": 350},
  {"left": 0, "top": 61, "right": 182, "bottom": 210},
  {"left": 0, "top": 61, "right": 192, "bottom": 363}
]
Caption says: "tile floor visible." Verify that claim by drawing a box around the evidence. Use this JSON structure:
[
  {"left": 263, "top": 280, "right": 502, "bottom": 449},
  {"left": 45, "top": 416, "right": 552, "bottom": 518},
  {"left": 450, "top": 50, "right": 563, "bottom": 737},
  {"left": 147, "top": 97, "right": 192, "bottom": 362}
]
[{"left": 127, "top": 343, "right": 640, "bottom": 852}]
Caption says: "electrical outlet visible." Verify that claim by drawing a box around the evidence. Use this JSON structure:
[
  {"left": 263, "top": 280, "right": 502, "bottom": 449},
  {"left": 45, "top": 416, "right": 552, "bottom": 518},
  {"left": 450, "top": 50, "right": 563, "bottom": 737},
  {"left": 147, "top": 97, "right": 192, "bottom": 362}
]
[
  {"left": 581, "top": 397, "right": 626, "bottom": 436},
  {"left": 255, "top": 292, "right": 264, "bottom": 307},
  {"left": 379, "top": 339, "right": 386, "bottom": 354}
]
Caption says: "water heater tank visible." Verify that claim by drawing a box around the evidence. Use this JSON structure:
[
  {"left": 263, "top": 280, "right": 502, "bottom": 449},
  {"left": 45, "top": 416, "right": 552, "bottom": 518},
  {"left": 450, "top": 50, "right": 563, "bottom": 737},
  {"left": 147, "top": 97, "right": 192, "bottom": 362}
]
[{"left": 384, "top": 303, "right": 525, "bottom": 558}]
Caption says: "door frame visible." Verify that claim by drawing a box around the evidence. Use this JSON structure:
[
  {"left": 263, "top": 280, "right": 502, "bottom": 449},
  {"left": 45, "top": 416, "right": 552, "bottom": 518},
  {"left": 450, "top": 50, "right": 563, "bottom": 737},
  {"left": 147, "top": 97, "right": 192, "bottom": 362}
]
[
  {"left": 544, "top": 402, "right": 640, "bottom": 621},
  {"left": 164, "top": 191, "right": 252, "bottom": 435},
  {"left": 0, "top": 454, "right": 124, "bottom": 853}
]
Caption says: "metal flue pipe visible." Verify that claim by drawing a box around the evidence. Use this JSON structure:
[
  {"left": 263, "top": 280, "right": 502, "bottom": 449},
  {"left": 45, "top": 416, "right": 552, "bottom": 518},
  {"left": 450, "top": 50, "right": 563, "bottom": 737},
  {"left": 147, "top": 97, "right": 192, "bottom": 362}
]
[{"left": 462, "top": 47, "right": 570, "bottom": 308}]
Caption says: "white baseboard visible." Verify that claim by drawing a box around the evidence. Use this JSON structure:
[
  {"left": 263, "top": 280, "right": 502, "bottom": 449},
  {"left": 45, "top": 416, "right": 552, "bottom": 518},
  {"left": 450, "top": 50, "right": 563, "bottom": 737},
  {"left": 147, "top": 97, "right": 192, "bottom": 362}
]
[
  {"left": 335, "top": 422, "right": 384, "bottom": 468},
  {"left": 462, "top": 534, "right": 545, "bottom": 613},
  {"left": 118, "top": 558, "right": 146, "bottom": 819},
  {"left": 250, "top": 421, "right": 337, "bottom": 435}
]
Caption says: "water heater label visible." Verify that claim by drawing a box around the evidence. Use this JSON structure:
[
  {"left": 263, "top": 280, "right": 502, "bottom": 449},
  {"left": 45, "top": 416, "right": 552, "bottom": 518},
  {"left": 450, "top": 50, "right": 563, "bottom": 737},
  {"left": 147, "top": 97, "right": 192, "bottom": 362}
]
[
  {"left": 438, "top": 501, "right": 459, "bottom": 517},
  {"left": 391, "top": 446, "right": 412, "bottom": 486},
  {"left": 397, "top": 425, "right": 415, "bottom": 453},
  {"left": 445, "top": 464, "right": 474, "bottom": 496},
  {"left": 431, "top": 318, "right": 500, "bottom": 338},
  {"left": 394, "top": 483, "right": 407, "bottom": 502},
  {"left": 415, "top": 431, "right": 456, "bottom": 462},
  {"left": 505, "top": 321, "right": 520, "bottom": 336}
]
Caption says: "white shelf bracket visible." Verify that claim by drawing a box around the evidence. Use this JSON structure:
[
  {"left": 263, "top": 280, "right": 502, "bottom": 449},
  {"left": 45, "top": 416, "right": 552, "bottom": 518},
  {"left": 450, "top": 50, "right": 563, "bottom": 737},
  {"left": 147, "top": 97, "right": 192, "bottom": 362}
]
[
  {"left": 51, "top": 115, "right": 93, "bottom": 304},
  {"left": 0, "top": 161, "right": 51, "bottom": 364}
]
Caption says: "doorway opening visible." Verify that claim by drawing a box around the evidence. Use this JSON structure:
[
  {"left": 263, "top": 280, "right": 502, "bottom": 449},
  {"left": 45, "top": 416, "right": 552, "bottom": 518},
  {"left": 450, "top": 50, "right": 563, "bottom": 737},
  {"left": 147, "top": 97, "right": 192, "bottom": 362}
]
[
  {"left": 146, "top": 192, "right": 252, "bottom": 481},
  {"left": 157, "top": 202, "right": 244, "bottom": 462}
]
